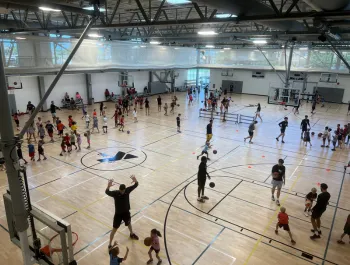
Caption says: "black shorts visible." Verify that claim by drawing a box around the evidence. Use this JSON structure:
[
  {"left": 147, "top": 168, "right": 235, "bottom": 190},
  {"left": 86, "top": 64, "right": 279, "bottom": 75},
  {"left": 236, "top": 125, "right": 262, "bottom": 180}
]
[
  {"left": 113, "top": 211, "right": 131, "bottom": 228},
  {"left": 198, "top": 180, "right": 206, "bottom": 188},
  {"left": 312, "top": 106, "right": 315, "bottom": 111},
  {"left": 280, "top": 129, "right": 286, "bottom": 134},
  {"left": 150, "top": 247, "right": 160, "bottom": 254},
  {"left": 278, "top": 223, "right": 290, "bottom": 231},
  {"left": 302, "top": 127, "right": 307, "bottom": 132},
  {"left": 311, "top": 209, "right": 326, "bottom": 219},
  {"left": 201, "top": 151, "right": 208, "bottom": 155},
  {"left": 15, "top": 120, "right": 19, "bottom": 125},
  {"left": 248, "top": 131, "right": 253, "bottom": 137},
  {"left": 59, "top": 130, "right": 63, "bottom": 135}
]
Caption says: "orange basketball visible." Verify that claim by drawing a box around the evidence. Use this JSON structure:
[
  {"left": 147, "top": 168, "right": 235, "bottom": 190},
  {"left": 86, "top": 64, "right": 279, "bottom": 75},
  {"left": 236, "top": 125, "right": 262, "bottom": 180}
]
[{"left": 144, "top": 237, "right": 152, "bottom": 247}]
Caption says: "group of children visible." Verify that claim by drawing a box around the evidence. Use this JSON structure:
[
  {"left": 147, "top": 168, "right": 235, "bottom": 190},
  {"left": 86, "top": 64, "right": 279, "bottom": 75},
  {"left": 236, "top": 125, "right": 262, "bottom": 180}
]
[
  {"left": 275, "top": 187, "right": 350, "bottom": 246},
  {"left": 108, "top": 228, "right": 163, "bottom": 265}
]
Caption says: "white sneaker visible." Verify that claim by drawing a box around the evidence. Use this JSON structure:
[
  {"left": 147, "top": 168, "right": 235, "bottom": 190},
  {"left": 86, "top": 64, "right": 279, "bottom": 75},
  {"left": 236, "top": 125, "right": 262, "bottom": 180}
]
[
  {"left": 276, "top": 200, "right": 280, "bottom": 206},
  {"left": 271, "top": 196, "right": 275, "bottom": 201}
]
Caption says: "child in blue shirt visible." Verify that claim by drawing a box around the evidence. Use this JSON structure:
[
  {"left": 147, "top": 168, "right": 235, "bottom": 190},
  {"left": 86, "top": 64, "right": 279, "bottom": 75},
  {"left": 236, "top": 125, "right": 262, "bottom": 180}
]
[
  {"left": 109, "top": 241, "right": 129, "bottom": 265},
  {"left": 197, "top": 141, "right": 211, "bottom": 160}
]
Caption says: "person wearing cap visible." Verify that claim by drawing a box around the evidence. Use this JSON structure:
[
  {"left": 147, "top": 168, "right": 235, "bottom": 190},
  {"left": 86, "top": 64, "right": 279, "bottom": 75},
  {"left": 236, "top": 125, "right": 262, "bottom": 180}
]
[
  {"left": 300, "top": 115, "right": 310, "bottom": 140},
  {"left": 271, "top": 159, "right": 286, "bottom": 206},
  {"left": 310, "top": 183, "right": 331, "bottom": 240},
  {"left": 105, "top": 175, "right": 139, "bottom": 248},
  {"left": 276, "top": 117, "right": 288, "bottom": 143}
]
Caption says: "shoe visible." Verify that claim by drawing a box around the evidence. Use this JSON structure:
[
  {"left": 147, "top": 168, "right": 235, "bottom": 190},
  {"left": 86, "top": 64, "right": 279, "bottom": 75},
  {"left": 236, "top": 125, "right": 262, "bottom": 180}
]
[
  {"left": 202, "top": 196, "right": 209, "bottom": 200},
  {"left": 304, "top": 212, "right": 309, "bottom": 217},
  {"left": 43, "top": 158, "right": 47, "bottom": 160},
  {"left": 37, "top": 159, "right": 41, "bottom": 161},
  {"left": 157, "top": 260, "right": 162, "bottom": 265},
  {"left": 282, "top": 141, "right": 285, "bottom": 144},
  {"left": 311, "top": 229, "right": 322, "bottom": 235},
  {"left": 275, "top": 230, "right": 278, "bottom": 234},
  {"left": 197, "top": 156, "right": 199, "bottom": 160},
  {"left": 276, "top": 200, "right": 280, "bottom": 206},
  {"left": 321, "top": 145, "right": 325, "bottom": 147},
  {"left": 276, "top": 138, "right": 279, "bottom": 141},
  {"left": 326, "top": 145, "right": 329, "bottom": 148},
  {"left": 310, "top": 234, "right": 320, "bottom": 240},
  {"left": 271, "top": 196, "right": 275, "bottom": 201},
  {"left": 147, "top": 260, "right": 153, "bottom": 264},
  {"left": 249, "top": 141, "right": 253, "bottom": 144},
  {"left": 197, "top": 198, "right": 205, "bottom": 203},
  {"left": 244, "top": 138, "right": 246, "bottom": 142},
  {"left": 291, "top": 240, "right": 296, "bottom": 245},
  {"left": 130, "top": 233, "right": 139, "bottom": 240},
  {"left": 60, "top": 154, "right": 63, "bottom": 156},
  {"left": 337, "top": 240, "right": 345, "bottom": 244},
  {"left": 332, "top": 149, "right": 336, "bottom": 151}
]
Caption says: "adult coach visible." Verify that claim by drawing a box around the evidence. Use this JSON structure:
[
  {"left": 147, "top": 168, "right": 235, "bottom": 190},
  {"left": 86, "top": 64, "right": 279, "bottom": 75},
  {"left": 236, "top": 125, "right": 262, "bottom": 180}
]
[
  {"left": 271, "top": 159, "right": 285, "bottom": 206},
  {"left": 197, "top": 156, "right": 211, "bottom": 203},
  {"left": 310, "top": 183, "right": 330, "bottom": 240},
  {"left": 276, "top": 117, "right": 288, "bottom": 143},
  {"left": 206, "top": 119, "right": 213, "bottom": 143},
  {"left": 106, "top": 175, "right": 139, "bottom": 248},
  {"left": 157, "top": 95, "right": 162, "bottom": 112},
  {"left": 300, "top": 115, "right": 310, "bottom": 139},
  {"left": 26, "top": 101, "right": 35, "bottom": 115},
  {"left": 50, "top": 101, "right": 60, "bottom": 123}
]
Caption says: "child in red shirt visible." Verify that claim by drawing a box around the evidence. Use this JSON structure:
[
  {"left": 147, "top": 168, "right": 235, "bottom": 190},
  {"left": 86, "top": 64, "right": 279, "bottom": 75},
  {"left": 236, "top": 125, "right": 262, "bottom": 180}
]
[
  {"left": 68, "top": 115, "right": 73, "bottom": 128},
  {"left": 275, "top": 207, "right": 296, "bottom": 244},
  {"left": 119, "top": 115, "right": 124, "bottom": 132},
  {"left": 112, "top": 110, "right": 119, "bottom": 127}
]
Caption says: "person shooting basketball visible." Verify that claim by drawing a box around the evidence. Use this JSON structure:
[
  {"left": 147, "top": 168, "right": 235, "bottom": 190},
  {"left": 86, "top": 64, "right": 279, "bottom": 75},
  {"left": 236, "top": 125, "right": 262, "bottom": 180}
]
[{"left": 106, "top": 175, "right": 139, "bottom": 248}]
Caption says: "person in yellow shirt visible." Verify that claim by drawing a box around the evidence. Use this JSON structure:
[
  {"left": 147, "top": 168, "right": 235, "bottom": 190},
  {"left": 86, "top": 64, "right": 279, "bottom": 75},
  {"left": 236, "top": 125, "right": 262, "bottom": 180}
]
[{"left": 71, "top": 122, "right": 78, "bottom": 135}]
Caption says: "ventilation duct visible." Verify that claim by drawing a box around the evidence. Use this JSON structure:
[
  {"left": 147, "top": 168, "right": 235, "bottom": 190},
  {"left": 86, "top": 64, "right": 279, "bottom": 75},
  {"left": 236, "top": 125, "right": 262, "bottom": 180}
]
[{"left": 303, "top": 0, "right": 350, "bottom": 11}]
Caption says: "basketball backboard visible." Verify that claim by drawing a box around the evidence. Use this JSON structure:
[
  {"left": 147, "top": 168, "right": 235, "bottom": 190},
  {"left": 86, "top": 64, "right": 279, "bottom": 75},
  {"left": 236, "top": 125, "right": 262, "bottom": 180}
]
[{"left": 319, "top": 73, "right": 338, "bottom": 83}]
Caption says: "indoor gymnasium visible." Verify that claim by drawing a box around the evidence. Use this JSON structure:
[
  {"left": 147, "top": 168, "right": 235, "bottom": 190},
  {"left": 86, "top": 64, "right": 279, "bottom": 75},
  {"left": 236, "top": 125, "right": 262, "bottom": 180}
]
[{"left": 1, "top": 1, "right": 350, "bottom": 265}]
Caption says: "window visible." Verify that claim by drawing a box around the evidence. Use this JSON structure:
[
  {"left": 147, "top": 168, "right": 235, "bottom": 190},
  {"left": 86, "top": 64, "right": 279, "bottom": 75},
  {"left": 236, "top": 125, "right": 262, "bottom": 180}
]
[
  {"left": 97, "top": 43, "right": 112, "bottom": 63},
  {"left": 2, "top": 40, "right": 18, "bottom": 67},
  {"left": 50, "top": 42, "right": 72, "bottom": 65},
  {"left": 187, "top": 69, "right": 197, "bottom": 80}
]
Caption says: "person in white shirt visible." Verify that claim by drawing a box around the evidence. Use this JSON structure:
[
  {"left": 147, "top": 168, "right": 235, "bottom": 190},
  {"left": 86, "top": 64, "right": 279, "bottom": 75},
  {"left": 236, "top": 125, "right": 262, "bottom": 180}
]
[
  {"left": 84, "top": 114, "right": 90, "bottom": 129},
  {"left": 133, "top": 108, "right": 138, "bottom": 123},
  {"left": 321, "top": 126, "right": 329, "bottom": 148},
  {"left": 103, "top": 115, "right": 108, "bottom": 133}
]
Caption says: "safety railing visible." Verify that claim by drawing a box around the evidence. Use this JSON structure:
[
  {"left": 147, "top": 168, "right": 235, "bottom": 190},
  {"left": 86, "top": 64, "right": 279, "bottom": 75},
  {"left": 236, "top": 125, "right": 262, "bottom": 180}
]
[{"left": 199, "top": 109, "right": 250, "bottom": 124}]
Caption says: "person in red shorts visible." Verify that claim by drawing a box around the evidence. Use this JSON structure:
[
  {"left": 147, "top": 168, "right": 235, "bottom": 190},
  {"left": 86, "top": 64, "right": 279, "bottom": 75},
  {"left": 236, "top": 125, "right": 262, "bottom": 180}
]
[{"left": 275, "top": 206, "right": 296, "bottom": 244}]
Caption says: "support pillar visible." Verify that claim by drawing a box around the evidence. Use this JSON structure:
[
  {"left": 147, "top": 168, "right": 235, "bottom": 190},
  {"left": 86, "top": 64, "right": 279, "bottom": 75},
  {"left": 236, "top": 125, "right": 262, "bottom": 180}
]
[
  {"left": 285, "top": 45, "right": 294, "bottom": 88},
  {"left": 85, "top": 73, "right": 93, "bottom": 105},
  {"left": 37, "top": 76, "right": 48, "bottom": 111},
  {"left": 0, "top": 34, "right": 31, "bottom": 265},
  {"left": 196, "top": 68, "right": 199, "bottom": 87}
]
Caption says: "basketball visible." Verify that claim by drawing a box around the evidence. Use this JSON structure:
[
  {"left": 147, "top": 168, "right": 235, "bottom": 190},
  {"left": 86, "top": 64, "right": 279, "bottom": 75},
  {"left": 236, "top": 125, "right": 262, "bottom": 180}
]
[
  {"left": 213, "top": 150, "right": 217, "bottom": 154},
  {"left": 311, "top": 132, "right": 315, "bottom": 136},
  {"left": 127, "top": 130, "right": 130, "bottom": 134},
  {"left": 209, "top": 182, "right": 215, "bottom": 188},
  {"left": 318, "top": 133, "right": 322, "bottom": 137},
  {"left": 144, "top": 237, "right": 152, "bottom": 247},
  {"left": 177, "top": 104, "right": 180, "bottom": 107},
  {"left": 201, "top": 101, "right": 203, "bottom": 103},
  {"left": 84, "top": 133, "right": 87, "bottom": 137},
  {"left": 104, "top": 106, "right": 107, "bottom": 109},
  {"left": 216, "top": 112, "right": 219, "bottom": 115},
  {"left": 14, "top": 82, "right": 17, "bottom": 85},
  {"left": 305, "top": 199, "right": 311, "bottom": 207}
]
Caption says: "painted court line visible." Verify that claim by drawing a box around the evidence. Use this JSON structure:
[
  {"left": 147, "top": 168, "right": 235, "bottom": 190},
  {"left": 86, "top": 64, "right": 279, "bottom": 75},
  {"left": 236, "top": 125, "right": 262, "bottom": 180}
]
[{"left": 142, "top": 216, "right": 236, "bottom": 264}]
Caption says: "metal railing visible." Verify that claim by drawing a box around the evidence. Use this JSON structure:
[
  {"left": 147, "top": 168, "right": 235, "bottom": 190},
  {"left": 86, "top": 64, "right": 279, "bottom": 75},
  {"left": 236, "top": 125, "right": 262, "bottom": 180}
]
[{"left": 199, "top": 108, "right": 248, "bottom": 124}]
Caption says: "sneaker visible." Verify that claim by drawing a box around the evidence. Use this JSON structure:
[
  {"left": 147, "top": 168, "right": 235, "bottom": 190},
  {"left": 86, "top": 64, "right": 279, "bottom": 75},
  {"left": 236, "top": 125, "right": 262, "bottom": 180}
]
[
  {"left": 276, "top": 200, "right": 280, "bottom": 206},
  {"left": 321, "top": 145, "right": 325, "bottom": 147},
  {"left": 244, "top": 138, "right": 246, "bottom": 142},
  {"left": 202, "top": 196, "right": 209, "bottom": 200},
  {"left": 291, "top": 240, "right": 296, "bottom": 244},
  {"left": 271, "top": 196, "right": 275, "bottom": 201},
  {"left": 326, "top": 145, "right": 329, "bottom": 148},
  {"left": 157, "top": 260, "right": 162, "bottom": 265},
  {"left": 304, "top": 212, "right": 309, "bottom": 217},
  {"left": 43, "top": 157, "right": 47, "bottom": 160},
  {"left": 337, "top": 240, "right": 345, "bottom": 244},
  {"left": 331, "top": 149, "right": 336, "bottom": 151},
  {"left": 310, "top": 234, "right": 320, "bottom": 240},
  {"left": 130, "top": 233, "right": 139, "bottom": 240},
  {"left": 275, "top": 230, "right": 278, "bottom": 234},
  {"left": 276, "top": 138, "right": 279, "bottom": 141},
  {"left": 147, "top": 260, "right": 153, "bottom": 265},
  {"left": 37, "top": 159, "right": 41, "bottom": 161},
  {"left": 197, "top": 198, "right": 205, "bottom": 203},
  {"left": 249, "top": 141, "right": 253, "bottom": 144},
  {"left": 281, "top": 141, "right": 285, "bottom": 144},
  {"left": 197, "top": 156, "right": 199, "bottom": 160}
]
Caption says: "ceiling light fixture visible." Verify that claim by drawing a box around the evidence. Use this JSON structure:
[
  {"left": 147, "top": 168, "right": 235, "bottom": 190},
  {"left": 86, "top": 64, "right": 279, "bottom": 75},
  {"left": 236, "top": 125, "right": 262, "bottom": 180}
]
[
  {"left": 167, "top": 0, "right": 191, "bottom": 4},
  {"left": 299, "top": 47, "right": 308, "bottom": 50},
  {"left": 198, "top": 30, "right": 218, "bottom": 36},
  {"left": 253, "top": 40, "right": 267, "bottom": 44},
  {"left": 83, "top": 6, "right": 106, "bottom": 12},
  {"left": 205, "top": 45, "right": 214, "bottom": 48},
  {"left": 216, "top": 13, "right": 236, "bottom": 18},
  {"left": 39, "top": 6, "right": 61, "bottom": 12},
  {"left": 15, "top": 37, "right": 26, "bottom": 40},
  {"left": 223, "top": 47, "right": 231, "bottom": 50},
  {"left": 150, "top": 41, "right": 160, "bottom": 45},
  {"left": 140, "top": 45, "right": 146, "bottom": 48},
  {"left": 88, "top": 33, "right": 103, "bottom": 38}
]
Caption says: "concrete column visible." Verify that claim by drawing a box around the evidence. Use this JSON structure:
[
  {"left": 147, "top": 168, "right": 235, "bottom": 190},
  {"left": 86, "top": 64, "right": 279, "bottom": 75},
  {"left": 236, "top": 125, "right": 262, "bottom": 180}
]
[
  {"left": 37, "top": 76, "right": 48, "bottom": 111},
  {"left": 85, "top": 73, "right": 93, "bottom": 105}
]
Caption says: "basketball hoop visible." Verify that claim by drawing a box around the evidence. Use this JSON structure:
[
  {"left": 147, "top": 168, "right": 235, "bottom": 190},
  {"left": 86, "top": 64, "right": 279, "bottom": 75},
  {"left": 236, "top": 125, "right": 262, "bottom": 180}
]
[{"left": 40, "top": 232, "right": 78, "bottom": 259}]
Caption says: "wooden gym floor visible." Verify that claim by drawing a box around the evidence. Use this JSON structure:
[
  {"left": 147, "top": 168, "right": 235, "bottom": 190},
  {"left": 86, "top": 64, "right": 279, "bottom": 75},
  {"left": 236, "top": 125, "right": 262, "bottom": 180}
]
[{"left": 0, "top": 92, "right": 349, "bottom": 265}]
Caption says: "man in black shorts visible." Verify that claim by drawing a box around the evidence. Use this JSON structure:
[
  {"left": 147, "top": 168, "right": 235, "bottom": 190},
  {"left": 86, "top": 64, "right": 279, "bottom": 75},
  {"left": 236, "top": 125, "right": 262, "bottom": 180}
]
[
  {"left": 311, "top": 99, "right": 317, "bottom": 114},
  {"left": 271, "top": 159, "right": 285, "bottom": 206},
  {"left": 300, "top": 115, "right": 310, "bottom": 139},
  {"left": 157, "top": 96, "right": 162, "bottom": 112},
  {"left": 310, "top": 183, "right": 330, "bottom": 240},
  {"left": 197, "top": 156, "right": 211, "bottom": 203},
  {"left": 244, "top": 120, "right": 258, "bottom": 144},
  {"left": 106, "top": 175, "right": 139, "bottom": 247},
  {"left": 26, "top": 101, "right": 35, "bottom": 115},
  {"left": 276, "top": 117, "right": 288, "bottom": 143}
]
